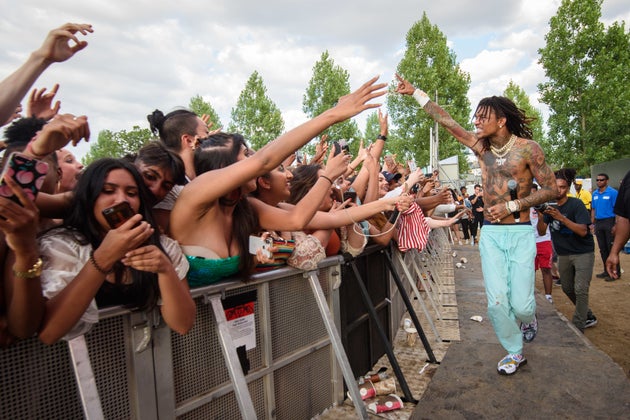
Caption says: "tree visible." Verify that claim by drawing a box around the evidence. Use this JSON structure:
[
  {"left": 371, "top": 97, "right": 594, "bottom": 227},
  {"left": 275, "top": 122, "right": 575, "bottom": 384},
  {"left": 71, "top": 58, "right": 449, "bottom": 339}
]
[
  {"left": 388, "top": 13, "right": 472, "bottom": 175},
  {"left": 538, "top": 0, "right": 630, "bottom": 175},
  {"left": 227, "top": 71, "right": 284, "bottom": 150},
  {"left": 303, "top": 51, "right": 361, "bottom": 151},
  {"left": 502, "top": 81, "right": 545, "bottom": 147},
  {"left": 82, "top": 126, "right": 152, "bottom": 165},
  {"left": 189, "top": 94, "right": 223, "bottom": 130}
]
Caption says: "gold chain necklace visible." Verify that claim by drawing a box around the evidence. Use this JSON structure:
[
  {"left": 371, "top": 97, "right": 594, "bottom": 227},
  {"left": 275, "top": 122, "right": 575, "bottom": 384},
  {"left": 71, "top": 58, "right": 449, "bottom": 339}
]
[{"left": 490, "top": 134, "right": 517, "bottom": 166}]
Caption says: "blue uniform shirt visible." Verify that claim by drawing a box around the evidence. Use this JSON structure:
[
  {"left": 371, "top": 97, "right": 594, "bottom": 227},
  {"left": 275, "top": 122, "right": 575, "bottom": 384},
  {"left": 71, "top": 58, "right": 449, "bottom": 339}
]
[{"left": 592, "top": 186, "right": 618, "bottom": 220}]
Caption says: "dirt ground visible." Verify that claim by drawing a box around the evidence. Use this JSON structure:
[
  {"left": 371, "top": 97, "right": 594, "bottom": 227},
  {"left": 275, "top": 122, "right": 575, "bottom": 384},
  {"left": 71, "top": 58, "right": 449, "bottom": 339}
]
[{"left": 534, "top": 246, "right": 630, "bottom": 379}]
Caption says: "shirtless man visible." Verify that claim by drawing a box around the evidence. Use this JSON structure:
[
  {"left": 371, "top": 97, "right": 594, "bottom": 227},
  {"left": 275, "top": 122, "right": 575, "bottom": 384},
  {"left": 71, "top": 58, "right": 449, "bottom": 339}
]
[{"left": 396, "top": 74, "right": 557, "bottom": 375}]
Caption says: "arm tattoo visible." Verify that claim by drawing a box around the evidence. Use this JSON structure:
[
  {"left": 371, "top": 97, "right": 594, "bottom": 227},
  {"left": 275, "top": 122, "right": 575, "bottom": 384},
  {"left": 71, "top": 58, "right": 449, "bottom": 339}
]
[{"left": 424, "top": 102, "right": 476, "bottom": 149}]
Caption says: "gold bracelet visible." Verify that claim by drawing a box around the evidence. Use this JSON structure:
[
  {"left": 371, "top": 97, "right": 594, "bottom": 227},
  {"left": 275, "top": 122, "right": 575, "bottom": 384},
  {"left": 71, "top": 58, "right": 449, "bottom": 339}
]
[{"left": 13, "top": 258, "right": 43, "bottom": 279}]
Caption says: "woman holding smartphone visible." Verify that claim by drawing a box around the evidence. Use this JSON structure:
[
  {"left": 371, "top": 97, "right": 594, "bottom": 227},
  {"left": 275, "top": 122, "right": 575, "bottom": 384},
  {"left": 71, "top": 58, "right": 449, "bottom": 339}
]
[{"left": 37, "top": 158, "right": 195, "bottom": 343}]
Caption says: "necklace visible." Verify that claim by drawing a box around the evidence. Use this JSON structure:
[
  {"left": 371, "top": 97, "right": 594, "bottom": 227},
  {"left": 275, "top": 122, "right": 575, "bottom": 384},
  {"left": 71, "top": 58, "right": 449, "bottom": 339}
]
[{"left": 490, "top": 134, "right": 517, "bottom": 166}]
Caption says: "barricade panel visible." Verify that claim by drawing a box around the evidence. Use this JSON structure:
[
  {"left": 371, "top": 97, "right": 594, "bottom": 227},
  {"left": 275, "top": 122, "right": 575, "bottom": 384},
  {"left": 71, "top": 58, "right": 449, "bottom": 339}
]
[
  {"left": 84, "top": 315, "right": 132, "bottom": 419},
  {"left": 272, "top": 346, "right": 334, "bottom": 419},
  {"left": 0, "top": 338, "right": 83, "bottom": 418},
  {"left": 268, "top": 271, "right": 328, "bottom": 360}
]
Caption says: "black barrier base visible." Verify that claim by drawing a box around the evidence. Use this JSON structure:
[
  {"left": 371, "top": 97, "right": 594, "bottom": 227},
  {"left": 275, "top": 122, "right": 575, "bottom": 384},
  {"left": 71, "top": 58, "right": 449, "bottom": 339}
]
[
  {"left": 382, "top": 248, "right": 438, "bottom": 365},
  {"left": 344, "top": 255, "right": 419, "bottom": 404}
]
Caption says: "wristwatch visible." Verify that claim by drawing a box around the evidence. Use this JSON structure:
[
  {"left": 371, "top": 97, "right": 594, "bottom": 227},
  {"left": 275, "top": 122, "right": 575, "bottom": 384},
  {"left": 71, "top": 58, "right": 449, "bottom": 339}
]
[{"left": 13, "top": 258, "right": 43, "bottom": 279}]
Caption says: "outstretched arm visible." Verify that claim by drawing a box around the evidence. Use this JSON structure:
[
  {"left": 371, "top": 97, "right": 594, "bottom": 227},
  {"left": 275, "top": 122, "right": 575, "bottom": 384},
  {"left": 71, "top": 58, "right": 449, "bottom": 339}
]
[
  {"left": 395, "top": 73, "right": 479, "bottom": 152},
  {"left": 301, "top": 195, "right": 412, "bottom": 230},
  {"left": 173, "top": 77, "right": 386, "bottom": 226},
  {"left": 250, "top": 150, "right": 351, "bottom": 231},
  {"left": 0, "top": 23, "right": 93, "bottom": 125}
]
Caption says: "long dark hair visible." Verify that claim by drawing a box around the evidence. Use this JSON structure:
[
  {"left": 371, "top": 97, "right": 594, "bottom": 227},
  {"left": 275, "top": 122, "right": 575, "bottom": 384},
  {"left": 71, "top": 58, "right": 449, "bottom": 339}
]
[
  {"left": 62, "top": 158, "right": 165, "bottom": 310},
  {"left": 194, "top": 132, "right": 259, "bottom": 278},
  {"left": 147, "top": 109, "right": 199, "bottom": 152},
  {"left": 288, "top": 164, "right": 322, "bottom": 204},
  {"left": 474, "top": 96, "right": 535, "bottom": 152}
]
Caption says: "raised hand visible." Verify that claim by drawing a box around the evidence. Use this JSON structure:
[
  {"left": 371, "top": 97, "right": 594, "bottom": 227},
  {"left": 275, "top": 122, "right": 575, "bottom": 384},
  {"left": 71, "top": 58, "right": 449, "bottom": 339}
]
[
  {"left": 311, "top": 135, "right": 329, "bottom": 164},
  {"left": 395, "top": 73, "right": 415, "bottom": 95},
  {"left": 330, "top": 76, "right": 387, "bottom": 122},
  {"left": 378, "top": 108, "right": 388, "bottom": 137},
  {"left": 323, "top": 148, "right": 351, "bottom": 181},
  {"left": 28, "top": 84, "right": 61, "bottom": 121},
  {"left": 33, "top": 23, "right": 93, "bottom": 64},
  {"left": 27, "top": 113, "right": 90, "bottom": 157}
]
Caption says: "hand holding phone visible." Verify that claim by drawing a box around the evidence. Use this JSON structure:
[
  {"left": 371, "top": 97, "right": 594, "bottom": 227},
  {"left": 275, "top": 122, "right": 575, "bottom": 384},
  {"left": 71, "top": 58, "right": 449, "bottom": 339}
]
[
  {"left": 249, "top": 235, "right": 272, "bottom": 259},
  {"left": 332, "top": 139, "right": 350, "bottom": 156},
  {"left": 0, "top": 152, "right": 49, "bottom": 205},
  {"left": 343, "top": 190, "right": 357, "bottom": 203},
  {"left": 102, "top": 202, "right": 135, "bottom": 229}
]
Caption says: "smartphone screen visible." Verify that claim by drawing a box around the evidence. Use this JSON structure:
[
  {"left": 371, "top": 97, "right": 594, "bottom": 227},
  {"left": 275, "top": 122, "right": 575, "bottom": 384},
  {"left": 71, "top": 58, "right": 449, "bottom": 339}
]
[
  {"left": 343, "top": 190, "right": 357, "bottom": 203},
  {"left": 0, "top": 152, "right": 49, "bottom": 205},
  {"left": 102, "top": 202, "right": 135, "bottom": 229}
]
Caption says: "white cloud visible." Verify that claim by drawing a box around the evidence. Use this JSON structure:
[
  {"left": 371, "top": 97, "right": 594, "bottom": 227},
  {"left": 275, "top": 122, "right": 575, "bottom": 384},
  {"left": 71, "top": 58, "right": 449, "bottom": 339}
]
[{"left": 0, "top": 0, "right": 627, "bottom": 159}]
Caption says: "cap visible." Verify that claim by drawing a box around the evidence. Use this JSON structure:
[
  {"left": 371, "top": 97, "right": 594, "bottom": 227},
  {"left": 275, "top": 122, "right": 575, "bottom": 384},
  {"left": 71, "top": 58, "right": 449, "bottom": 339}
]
[
  {"left": 382, "top": 171, "right": 402, "bottom": 183},
  {"left": 575, "top": 180, "right": 583, "bottom": 185}
]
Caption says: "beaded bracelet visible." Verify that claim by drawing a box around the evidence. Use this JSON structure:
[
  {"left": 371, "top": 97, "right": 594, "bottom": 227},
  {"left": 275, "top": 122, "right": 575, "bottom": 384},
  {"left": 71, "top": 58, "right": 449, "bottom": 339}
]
[{"left": 89, "top": 250, "right": 114, "bottom": 275}]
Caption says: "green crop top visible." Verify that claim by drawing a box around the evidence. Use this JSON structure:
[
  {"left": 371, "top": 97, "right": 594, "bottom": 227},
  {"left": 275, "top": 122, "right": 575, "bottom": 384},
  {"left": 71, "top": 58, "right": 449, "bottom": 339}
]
[{"left": 185, "top": 255, "right": 241, "bottom": 287}]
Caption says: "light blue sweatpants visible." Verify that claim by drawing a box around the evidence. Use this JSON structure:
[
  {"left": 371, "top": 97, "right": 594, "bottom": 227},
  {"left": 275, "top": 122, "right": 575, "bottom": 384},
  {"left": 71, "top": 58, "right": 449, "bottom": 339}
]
[{"left": 479, "top": 224, "right": 536, "bottom": 355}]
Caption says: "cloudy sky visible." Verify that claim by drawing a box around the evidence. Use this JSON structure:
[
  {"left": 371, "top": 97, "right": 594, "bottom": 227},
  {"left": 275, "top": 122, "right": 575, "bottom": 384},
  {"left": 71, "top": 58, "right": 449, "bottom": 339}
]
[{"left": 1, "top": 0, "right": 628, "bottom": 159}]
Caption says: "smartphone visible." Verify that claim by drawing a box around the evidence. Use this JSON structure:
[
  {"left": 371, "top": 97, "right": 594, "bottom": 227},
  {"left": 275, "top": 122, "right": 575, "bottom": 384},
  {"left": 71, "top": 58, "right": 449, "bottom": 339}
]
[
  {"left": 0, "top": 152, "right": 49, "bottom": 205},
  {"left": 343, "top": 190, "right": 357, "bottom": 203},
  {"left": 102, "top": 202, "right": 135, "bottom": 229},
  {"left": 249, "top": 235, "right": 272, "bottom": 259},
  {"left": 408, "top": 160, "right": 417, "bottom": 172},
  {"left": 332, "top": 139, "right": 350, "bottom": 156},
  {"left": 332, "top": 186, "right": 343, "bottom": 203}
]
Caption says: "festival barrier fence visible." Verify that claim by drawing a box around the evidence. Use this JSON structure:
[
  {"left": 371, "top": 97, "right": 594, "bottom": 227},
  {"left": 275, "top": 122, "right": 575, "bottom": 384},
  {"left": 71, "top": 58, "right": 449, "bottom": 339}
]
[{"left": 0, "top": 228, "right": 453, "bottom": 419}]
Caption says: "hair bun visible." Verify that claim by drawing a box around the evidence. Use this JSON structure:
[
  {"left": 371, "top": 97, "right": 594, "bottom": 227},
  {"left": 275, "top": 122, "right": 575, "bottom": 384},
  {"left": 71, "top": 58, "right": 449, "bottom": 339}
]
[{"left": 147, "top": 109, "right": 166, "bottom": 134}]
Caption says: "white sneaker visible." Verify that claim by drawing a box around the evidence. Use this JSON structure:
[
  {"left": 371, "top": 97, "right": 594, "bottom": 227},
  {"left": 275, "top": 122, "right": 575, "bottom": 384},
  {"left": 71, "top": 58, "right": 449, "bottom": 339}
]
[
  {"left": 497, "top": 354, "right": 527, "bottom": 375},
  {"left": 545, "top": 294, "right": 553, "bottom": 304},
  {"left": 465, "top": 239, "right": 469, "bottom": 244}
]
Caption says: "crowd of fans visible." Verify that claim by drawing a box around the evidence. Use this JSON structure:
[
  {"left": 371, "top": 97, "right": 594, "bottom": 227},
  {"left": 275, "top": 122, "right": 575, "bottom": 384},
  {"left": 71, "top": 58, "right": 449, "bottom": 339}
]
[{"left": 0, "top": 23, "right": 465, "bottom": 347}]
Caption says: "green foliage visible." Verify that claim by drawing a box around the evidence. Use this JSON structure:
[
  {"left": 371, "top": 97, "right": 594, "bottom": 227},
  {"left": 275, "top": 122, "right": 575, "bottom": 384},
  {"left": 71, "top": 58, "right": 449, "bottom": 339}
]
[
  {"left": 189, "top": 95, "right": 222, "bottom": 130},
  {"left": 82, "top": 126, "right": 153, "bottom": 165},
  {"left": 227, "top": 71, "right": 285, "bottom": 150},
  {"left": 303, "top": 51, "right": 361, "bottom": 150},
  {"left": 538, "top": 0, "right": 630, "bottom": 174},
  {"left": 363, "top": 111, "right": 380, "bottom": 144},
  {"left": 387, "top": 13, "right": 472, "bottom": 175},
  {"left": 502, "top": 81, "right": 546, "bottom": 144}
]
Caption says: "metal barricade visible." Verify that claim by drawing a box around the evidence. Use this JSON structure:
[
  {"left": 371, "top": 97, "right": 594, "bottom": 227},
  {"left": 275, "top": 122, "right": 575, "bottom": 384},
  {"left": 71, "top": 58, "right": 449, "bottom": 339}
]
[
  {"left": 1, "top": 240, "right": 452, "bottom": 419},
  {"left": 1, "top": 260, "right": 362, "bottom": 419}
]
